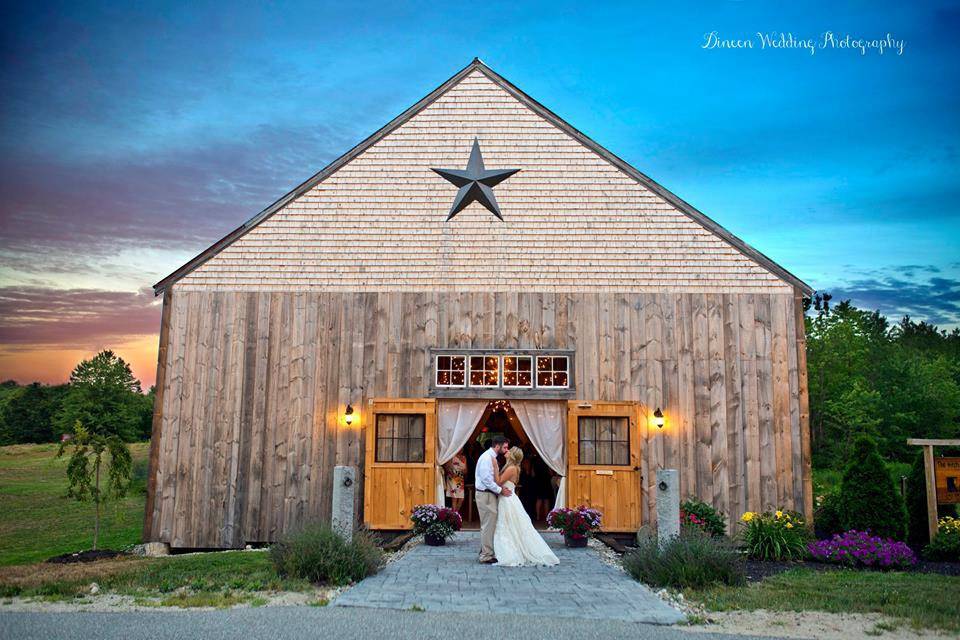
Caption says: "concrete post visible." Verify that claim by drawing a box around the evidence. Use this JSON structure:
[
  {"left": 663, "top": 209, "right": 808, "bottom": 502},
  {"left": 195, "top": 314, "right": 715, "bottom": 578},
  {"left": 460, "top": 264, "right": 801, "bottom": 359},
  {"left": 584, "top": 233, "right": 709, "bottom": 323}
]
[
  {"left": 656, "top": 469, "right": 680, "bottom": 548},
  {"left": 332, "top": 466, "right": 356, "bottom": 542}
]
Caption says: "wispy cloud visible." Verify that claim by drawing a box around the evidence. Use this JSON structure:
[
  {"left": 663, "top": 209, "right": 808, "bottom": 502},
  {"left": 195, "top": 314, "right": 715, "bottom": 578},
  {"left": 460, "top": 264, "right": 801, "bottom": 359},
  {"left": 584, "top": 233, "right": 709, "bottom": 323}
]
[
  {"left": 823, "top": 265, "right": 960, "bottom": 327},
  {"left": 0, "top": 286, "right": 161, "bottom": 348},
  {"left": 0, "top": 123, "right": 354, "bottom": 259}
]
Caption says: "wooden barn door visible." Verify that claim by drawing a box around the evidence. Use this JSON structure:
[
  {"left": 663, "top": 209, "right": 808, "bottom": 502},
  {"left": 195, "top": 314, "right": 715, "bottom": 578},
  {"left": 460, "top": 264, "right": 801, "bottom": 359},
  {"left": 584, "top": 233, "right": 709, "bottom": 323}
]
[
  {"left": 566, "top": 401, "right": 642, "bottom": 532},
  {"left": 363, "top": 399, "right": 436, "bottom": 530}
]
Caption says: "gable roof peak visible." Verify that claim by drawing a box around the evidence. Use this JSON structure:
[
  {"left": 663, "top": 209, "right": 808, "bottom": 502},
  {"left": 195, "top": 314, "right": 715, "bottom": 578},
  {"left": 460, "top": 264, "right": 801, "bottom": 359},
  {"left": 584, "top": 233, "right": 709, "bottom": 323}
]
[{"left": 153, "top": 60, "right": 811, "bottom": 296}]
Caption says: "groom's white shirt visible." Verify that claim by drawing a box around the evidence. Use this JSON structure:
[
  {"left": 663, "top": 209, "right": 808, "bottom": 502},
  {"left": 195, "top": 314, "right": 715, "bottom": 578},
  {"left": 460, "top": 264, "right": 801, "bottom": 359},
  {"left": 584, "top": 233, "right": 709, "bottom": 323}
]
[{"left": 475, "top": 448, "right": 501, "bottom": 494}]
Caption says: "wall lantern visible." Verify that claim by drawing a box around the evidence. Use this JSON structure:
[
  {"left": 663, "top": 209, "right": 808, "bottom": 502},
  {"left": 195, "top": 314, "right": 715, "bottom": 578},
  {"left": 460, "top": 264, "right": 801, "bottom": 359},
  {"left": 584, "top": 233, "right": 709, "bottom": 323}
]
[
  {"left": 652, "top": 407, "right": 665, "bottom": 430},
  {"left": 344, "top": 404, "right": 355, "bottom": 427}
]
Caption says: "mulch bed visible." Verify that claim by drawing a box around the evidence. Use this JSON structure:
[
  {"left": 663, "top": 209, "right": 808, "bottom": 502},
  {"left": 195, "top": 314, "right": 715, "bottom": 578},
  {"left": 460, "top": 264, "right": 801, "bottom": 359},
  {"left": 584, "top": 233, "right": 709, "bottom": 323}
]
[
  {"left": 743, "top": 559, "right": 839, "bottom": 581},
  {"left": 46, "top": 550, "right": 128, "bottom": 564}
]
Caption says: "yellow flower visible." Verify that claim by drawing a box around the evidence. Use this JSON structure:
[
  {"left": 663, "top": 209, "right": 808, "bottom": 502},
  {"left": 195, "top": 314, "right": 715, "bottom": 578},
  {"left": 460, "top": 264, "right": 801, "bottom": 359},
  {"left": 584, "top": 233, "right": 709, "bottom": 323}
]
[
  {"left": 741, "top": 512, "right": 755, "bottom": 523},
  {"left": 786, "top": 522, "right": 794, "bottom": 529},
  {"left": 775, "top": 510, "right": 783, "bottom": 519}
]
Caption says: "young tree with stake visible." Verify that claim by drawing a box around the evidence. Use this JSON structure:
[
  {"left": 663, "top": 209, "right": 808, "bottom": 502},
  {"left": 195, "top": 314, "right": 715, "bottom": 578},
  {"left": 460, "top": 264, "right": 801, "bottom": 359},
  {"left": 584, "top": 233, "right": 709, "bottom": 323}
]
[{"left": 57, "top": 421, "right": 132, "bottom": 550}]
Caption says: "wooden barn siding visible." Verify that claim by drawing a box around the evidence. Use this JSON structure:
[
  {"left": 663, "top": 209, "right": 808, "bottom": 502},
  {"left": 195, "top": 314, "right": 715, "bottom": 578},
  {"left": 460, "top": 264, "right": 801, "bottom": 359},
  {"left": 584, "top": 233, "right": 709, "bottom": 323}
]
[{"left": 146, "top": 289, "right": 811, "bottom": 548}]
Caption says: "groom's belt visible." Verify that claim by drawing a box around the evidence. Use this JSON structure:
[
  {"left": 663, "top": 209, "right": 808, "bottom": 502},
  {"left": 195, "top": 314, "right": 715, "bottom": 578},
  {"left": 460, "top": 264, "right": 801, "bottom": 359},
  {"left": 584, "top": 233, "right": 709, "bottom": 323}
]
[{"left": 475, "top": 488, "right": 499, "bottom": 494}]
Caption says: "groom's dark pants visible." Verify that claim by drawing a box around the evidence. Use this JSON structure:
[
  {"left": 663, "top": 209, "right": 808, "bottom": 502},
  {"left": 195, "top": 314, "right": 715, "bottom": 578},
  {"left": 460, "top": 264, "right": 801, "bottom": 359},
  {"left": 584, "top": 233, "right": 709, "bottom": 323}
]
[{"left": 476, "top": 490, "right": 498, "bottom": 562}]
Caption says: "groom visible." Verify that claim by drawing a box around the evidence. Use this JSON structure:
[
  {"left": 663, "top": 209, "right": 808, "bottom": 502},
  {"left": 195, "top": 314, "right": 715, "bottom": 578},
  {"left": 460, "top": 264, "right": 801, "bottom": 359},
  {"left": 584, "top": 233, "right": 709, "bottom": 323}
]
[{"left": 475, "top": 435, "right": 513, "bottom": 563}]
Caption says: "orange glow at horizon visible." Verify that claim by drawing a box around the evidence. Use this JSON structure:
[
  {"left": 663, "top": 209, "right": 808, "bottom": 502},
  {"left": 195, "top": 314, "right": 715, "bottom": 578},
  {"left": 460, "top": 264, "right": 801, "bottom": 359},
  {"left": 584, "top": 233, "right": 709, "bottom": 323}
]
[{"left": 0, "top": 334, "right": 160, "bottom": 389}]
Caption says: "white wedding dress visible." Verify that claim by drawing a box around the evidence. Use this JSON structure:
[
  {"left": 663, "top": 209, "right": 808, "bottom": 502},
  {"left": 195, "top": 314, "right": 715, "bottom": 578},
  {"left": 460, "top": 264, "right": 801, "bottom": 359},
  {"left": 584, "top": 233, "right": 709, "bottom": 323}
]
[{"left": 493, "top": 481, "right": 560, "bottom": 567}]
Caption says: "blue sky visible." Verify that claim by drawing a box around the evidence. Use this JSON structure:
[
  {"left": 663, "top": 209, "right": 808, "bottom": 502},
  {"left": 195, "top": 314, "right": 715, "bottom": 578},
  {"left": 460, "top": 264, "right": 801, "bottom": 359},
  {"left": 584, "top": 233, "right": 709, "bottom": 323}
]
[{"left": 1, "top": 0, "right": 958, "bottom": 383}]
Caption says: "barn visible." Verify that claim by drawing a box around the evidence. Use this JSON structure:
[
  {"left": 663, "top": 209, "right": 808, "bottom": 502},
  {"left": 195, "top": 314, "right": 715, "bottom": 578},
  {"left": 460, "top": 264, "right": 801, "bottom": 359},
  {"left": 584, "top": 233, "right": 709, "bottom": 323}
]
[{"left": 143, "top": 59, "right": 813, "bottom": 549}]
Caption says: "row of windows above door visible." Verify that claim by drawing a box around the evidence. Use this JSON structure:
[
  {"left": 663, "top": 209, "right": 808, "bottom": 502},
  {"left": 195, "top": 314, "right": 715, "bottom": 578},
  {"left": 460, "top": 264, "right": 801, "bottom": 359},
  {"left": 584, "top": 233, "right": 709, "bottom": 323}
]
[{"left": 435, "top": 354, "right": 569, "bottom": 389}]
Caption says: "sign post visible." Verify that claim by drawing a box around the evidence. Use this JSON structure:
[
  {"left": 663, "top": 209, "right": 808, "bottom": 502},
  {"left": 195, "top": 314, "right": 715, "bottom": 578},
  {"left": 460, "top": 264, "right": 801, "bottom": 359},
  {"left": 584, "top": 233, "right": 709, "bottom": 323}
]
[{"left": 907, "top": 439, "right": 960, "bottom": 541}]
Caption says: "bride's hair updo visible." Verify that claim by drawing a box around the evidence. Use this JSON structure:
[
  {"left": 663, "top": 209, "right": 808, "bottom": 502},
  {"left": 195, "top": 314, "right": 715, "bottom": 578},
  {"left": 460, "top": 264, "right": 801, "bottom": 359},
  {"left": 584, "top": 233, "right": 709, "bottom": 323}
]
[{"left": 505, "top": 446, "right": 523, "bottom": 467}]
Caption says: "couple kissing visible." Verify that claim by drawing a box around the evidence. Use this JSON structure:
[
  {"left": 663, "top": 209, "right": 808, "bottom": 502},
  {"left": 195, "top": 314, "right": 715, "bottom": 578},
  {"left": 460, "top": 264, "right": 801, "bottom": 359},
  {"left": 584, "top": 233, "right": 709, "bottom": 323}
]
[{"left": 474, "top": 435, "right": 560, "bottom": 566}]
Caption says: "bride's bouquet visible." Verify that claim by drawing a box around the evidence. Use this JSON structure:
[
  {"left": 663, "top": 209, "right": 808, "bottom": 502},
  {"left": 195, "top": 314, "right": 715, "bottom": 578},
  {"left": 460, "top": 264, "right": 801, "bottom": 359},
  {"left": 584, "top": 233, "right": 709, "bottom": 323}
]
[{"left": 411, "top": 504, "right": 463, "bottom": 545}]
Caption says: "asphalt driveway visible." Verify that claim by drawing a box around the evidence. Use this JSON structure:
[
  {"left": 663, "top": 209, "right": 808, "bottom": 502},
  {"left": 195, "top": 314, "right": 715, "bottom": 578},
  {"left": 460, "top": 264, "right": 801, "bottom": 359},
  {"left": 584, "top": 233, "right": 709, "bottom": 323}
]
[{"left": 0, "top": 606, "right": 783, "bottom": 640}]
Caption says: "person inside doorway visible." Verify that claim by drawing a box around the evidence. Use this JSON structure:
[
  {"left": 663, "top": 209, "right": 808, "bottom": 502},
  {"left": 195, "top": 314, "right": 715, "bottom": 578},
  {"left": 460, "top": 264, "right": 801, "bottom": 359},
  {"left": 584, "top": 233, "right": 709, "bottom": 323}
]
[{"left": 442, "top": 449, "right": 467, "bottom": 513}]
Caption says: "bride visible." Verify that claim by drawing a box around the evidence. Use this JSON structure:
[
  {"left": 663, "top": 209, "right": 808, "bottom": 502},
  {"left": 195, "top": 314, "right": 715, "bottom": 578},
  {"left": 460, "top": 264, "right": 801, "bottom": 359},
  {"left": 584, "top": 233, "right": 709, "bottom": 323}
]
[{"left": 493, "top": 447, "right": 560, "bottom": 566}]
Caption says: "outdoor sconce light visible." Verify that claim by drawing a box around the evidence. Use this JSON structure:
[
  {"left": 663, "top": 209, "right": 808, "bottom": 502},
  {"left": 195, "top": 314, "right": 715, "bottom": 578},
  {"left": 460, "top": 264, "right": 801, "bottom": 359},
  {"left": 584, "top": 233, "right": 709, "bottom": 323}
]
[
  {"left": 344, "top": 404, "right": 355, "bottom": 426},
  {"left": 652, "top": 408, "right": 665, "bottom": 430}
]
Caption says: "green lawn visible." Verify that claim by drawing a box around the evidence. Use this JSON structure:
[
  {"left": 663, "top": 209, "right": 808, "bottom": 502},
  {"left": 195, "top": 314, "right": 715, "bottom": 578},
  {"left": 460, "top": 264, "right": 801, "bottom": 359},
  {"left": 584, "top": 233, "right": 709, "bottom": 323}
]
[
  {"left": 0, "top": 442, "right": 150, "bottom": 566},
  {"left": 688, "top": 568, "right": 960, "bottom": 632},
  {"left": 0, "top": 550, "right": 310, "bottom": 602},
  {"left": 0, "top": 443, "right": 335, "bottom": 607}
]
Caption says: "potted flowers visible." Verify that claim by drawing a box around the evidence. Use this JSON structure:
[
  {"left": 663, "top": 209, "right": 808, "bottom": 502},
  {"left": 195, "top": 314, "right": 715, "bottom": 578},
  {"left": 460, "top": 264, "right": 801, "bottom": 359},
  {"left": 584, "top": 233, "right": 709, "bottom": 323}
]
[
  {"left": 547, "top": 505, "right": 602, "bottom": 547},
  {"left": 410, "top": 504, "right": 462, "bottom": 546}
]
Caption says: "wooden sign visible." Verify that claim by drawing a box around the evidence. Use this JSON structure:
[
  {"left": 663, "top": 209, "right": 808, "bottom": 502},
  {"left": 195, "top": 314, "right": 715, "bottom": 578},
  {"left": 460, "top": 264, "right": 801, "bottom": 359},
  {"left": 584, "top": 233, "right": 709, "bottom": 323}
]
[{"left": 936, "top": 458, "right": 960, "bottom": 504}]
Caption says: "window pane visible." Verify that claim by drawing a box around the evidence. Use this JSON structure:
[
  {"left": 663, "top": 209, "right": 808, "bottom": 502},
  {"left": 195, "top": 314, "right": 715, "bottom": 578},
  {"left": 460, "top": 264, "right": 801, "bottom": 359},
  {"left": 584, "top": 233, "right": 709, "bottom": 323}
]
[
  {"left": 396, "top": 416, "right": 409, "bottom": 439},
  {"left": 538, "top": 371, "right": 552, "bottom": 386},
  {"left": 579, "top": 441, "right": 595, "bottom": 465},
  {"left": 612, "top": 418, "right": 627, "bottom": 442},
  {"left": 579, "top": 417, "right": 597, "bottom": 442},
  {"left": 407, "top": 415, "right": 424, "bottom": 438},
  {"left": 518, "top": 357, "right": 531, "bottom": 371},
  {"left": 380, "top": 415, "right": 396, "bottom": 439},
  {"left": 598, "top": 441, "right": 612, "bottom": 465},
  {"left": 537, "top": 356, "right": 550, "bottom": 370},
  {"left": 395, "top": 436, "right": 410, "bottom": 461},
  {"left": 553, "top": 357, "right": 567, "bottom": 371},
  {"left": 451, "top": 370, "right": 465, "bottom": 385},
  {"left": 408, "top": 437, "right": 424, "bottom": 462},
  {"left": 438, "top": 356, "right": 450, "bottom": 369},
  {"left": 437, "top": 371, "right": 450, "bottom": 385},
  {"left": 613, "top": 443, "right": 629, "bottom": 465},
  {"left": 553, "top": 372, "right": 568, "bottom": 387},
  {"left": 376, "top": 438, "right": 392, "bottom": 462},
  {"left": 517, "top": 371, "right": 531, "bottom": 386}
]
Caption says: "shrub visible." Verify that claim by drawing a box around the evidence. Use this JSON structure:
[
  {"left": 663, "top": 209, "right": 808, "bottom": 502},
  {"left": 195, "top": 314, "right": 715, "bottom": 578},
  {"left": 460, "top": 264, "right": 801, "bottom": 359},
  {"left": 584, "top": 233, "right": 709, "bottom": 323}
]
[
  {"left": 623, "top": 528, "right": 745, "bottom": 589},
  {"left": 922, "top": 517, "right": 960, "bottom": 562},
  {"left": 410, "top": 504, "right": 462, "bottom": 540},
  {"left": 270, "top": 524, "right": 382, "bottom": 586},
  {"left": 813, "top": 491, "right": 844, "bottom": 539},
  {"left": 808, "top": 530, "right": 916, "bottom": 569},
  {"left": 837, "top": 436, "right": 907, "bottom": 540},
  {"left": 680, "top": 497, "right": 726, "bottom": 537},
  {"left": 546, "top": 505, "right": 602, "bottom": 540},
  {"left": 740, "top": 509, "right": 809, "bottom": 561}
]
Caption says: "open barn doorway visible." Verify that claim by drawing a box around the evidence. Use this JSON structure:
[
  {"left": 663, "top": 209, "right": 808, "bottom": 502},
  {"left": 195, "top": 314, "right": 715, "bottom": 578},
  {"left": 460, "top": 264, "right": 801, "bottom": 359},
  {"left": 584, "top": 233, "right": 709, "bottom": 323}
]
[{"left": 439, "top": 400, "right": 559, "bottom": 530}]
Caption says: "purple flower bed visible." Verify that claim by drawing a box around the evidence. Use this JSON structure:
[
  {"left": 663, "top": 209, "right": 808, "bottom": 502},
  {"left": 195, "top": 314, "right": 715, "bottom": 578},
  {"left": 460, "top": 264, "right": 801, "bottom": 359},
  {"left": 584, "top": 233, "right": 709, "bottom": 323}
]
[{"left": 808, "top": 530, "right": 916, "bottom": 569}]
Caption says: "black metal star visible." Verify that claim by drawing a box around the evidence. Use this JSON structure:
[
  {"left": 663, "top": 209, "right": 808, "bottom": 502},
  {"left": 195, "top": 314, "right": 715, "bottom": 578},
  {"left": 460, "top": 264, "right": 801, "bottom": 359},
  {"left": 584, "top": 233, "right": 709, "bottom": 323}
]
[{"left": 432, "top": 138, "right": 520, "bottom": 221}]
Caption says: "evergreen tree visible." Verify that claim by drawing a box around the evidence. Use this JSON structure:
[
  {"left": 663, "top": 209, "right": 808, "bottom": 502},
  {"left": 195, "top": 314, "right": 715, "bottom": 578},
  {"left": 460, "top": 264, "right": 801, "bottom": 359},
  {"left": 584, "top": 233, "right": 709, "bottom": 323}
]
[{"left": 838, "top": 436, "right": 908, "bottom": 540}]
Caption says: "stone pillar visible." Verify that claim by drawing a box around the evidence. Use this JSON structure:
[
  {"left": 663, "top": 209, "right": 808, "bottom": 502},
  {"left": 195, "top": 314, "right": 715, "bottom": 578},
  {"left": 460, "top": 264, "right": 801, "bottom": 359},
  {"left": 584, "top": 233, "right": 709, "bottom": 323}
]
[
  {"left": 332, "top": 466, "right": 356, "bottom": 542},
  {"left": 656, "top": 469, "right": 680, "bottom": 548}
]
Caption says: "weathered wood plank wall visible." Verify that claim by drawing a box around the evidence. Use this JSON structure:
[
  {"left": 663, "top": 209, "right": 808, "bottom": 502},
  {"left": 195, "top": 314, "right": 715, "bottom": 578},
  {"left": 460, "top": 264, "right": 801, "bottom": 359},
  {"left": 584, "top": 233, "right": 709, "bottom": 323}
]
[{"left": 145, "top": 288, "right": 811, "bottom": 548}]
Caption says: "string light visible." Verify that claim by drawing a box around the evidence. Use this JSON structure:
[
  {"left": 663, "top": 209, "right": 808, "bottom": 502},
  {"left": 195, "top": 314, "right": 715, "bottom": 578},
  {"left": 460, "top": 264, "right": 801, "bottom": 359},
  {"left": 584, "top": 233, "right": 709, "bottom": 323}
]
[{"left": 489, "top": 399, "right": 511, "bottom": 414}]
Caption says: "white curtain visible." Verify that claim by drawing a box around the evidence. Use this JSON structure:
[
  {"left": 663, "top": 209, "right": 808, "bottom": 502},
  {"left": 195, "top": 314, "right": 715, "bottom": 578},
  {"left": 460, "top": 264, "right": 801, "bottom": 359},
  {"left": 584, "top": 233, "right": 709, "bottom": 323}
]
[
  {"left": 435, "top": 400, "right": 488, "bottom": 505},
  {"left": 511, "top": 400, "right": 567, "bottom": 510}
]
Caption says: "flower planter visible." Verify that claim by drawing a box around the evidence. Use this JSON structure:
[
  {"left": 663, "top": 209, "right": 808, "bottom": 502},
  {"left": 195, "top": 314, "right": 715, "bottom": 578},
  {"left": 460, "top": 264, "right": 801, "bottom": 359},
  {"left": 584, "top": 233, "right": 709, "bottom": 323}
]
[
  {"left": 424, "top": 533, "right": 446, "bottom": 546},
  {"left": 564, "top": 535, "right": 588, "bottom": 548}
]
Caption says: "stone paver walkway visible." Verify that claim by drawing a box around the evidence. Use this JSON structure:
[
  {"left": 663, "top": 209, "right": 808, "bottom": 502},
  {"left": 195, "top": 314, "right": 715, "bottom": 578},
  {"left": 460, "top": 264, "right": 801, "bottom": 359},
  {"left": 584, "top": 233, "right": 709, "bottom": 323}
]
[{"left": 334, "top": 531, "right": 684, "bottom": 624}]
